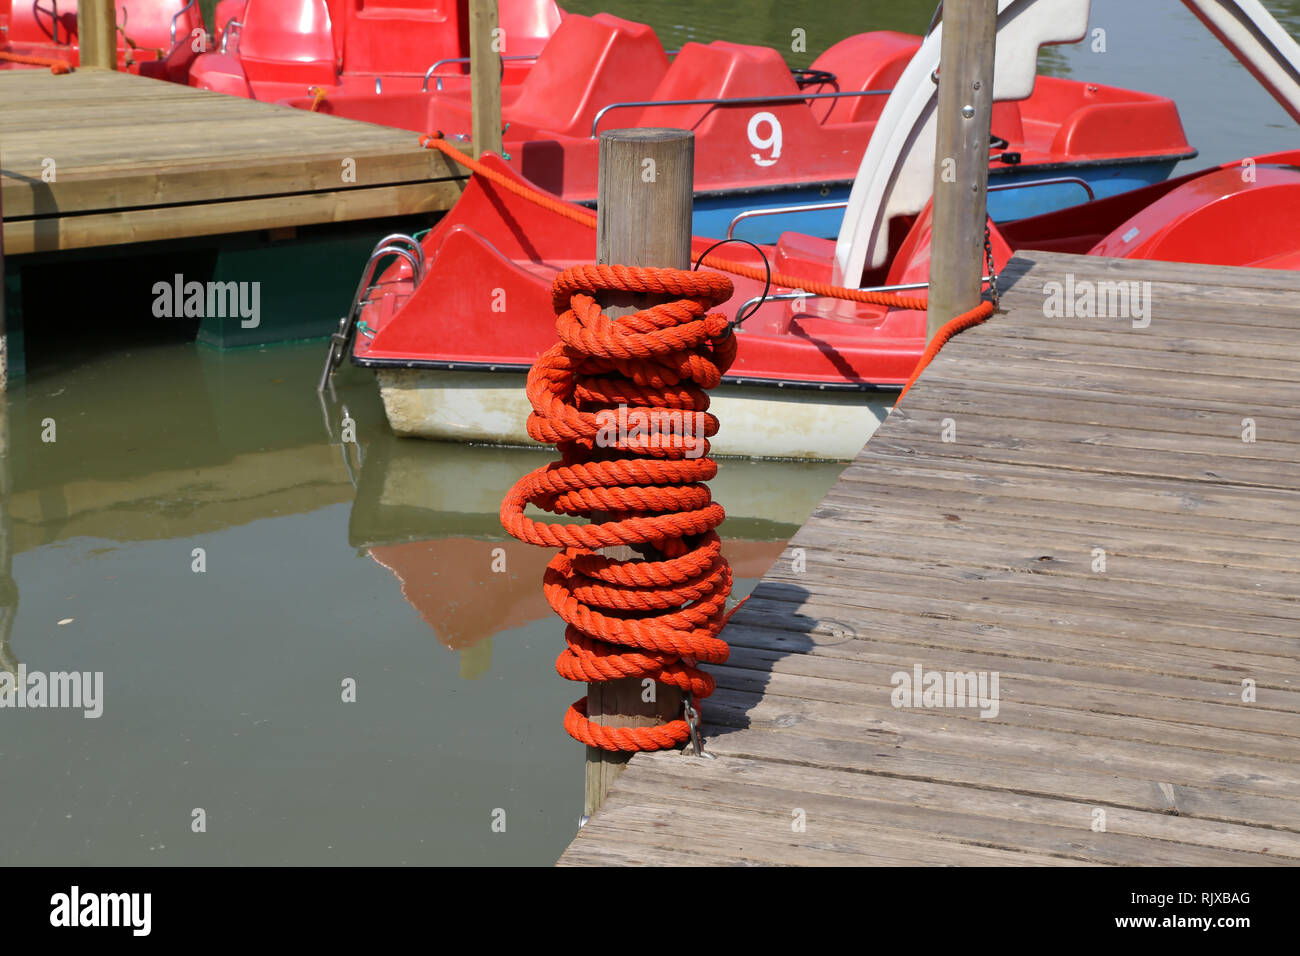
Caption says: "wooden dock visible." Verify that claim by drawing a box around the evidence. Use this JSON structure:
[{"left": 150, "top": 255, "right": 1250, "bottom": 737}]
[
  {"left": 0, "top": 69, "right": 463, "bottom": 255},
  {"left": 560, "top": 250, "right": 1300, "bottom": 866}
]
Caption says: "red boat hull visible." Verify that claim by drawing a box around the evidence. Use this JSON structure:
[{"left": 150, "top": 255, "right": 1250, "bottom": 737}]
[
  {"left": 285, "top": 15, "right": 1193, "bottom": 211},
  {"left": 351, "top": 154, "right": 1013, "bottom": 390}
]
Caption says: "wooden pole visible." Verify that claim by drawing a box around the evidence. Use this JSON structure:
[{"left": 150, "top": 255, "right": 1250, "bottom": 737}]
[
  {"left": 926, "top": 0, "right": 996, "bottom": 340},
  {"left": 586, "top": 128, "right": 695, "bottom": 818},
  {"left": 469, "top": 0, "right": 502, "bottom": 158},
  {"left": 77, "top": 0, "right": 118, "bottom": 71}
]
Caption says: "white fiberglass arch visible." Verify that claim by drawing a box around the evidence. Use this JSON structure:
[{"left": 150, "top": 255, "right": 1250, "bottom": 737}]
[{"left": 832, "top": 0, "right": 1092, "bottom": 285}]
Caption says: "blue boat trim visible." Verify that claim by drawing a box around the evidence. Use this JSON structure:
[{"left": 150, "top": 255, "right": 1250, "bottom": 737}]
[{"left": 574, "top": 149, "right": 1199, "bottom": 242}]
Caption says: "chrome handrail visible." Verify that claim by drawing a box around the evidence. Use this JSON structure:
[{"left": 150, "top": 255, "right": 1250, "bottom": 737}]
[
  {"left": 373, "top": 233, "right": 427, "bottom": 284},
  {"left": 422, "top": 53, "right": 537, "bottom": 92},
  {"left": 726, "top": 200, "right": 849, "bottom": 239},
  {"left": 422, "top": 48, "right": 682, "bottom": 92},
  {"left": 987, "top": 175, "right": 1095, "bottom": 201},
  {"left": 318, "top": 237, "right": 426, "bottom": 391},
  {"left": 220, "top": 17, "right": 243, "bottom": 55},
  {"left": 732, "top": 276, "right": 994, "bottom": 323},
  {"left": 171, "top": 0, "right": 196, "bottom": 46},
  {"left": 591, "top": 88, "right": 892, "bottom": 137}
]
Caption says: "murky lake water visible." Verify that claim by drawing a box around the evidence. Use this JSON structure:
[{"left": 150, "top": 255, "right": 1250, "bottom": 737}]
[{"left": 4, "top": 0, "right": 1299, "bottom": 865}]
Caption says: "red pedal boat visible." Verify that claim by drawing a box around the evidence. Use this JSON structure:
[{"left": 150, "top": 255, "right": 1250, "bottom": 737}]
[
  {"left": 282, "top": 10, "right": 1194, "bottom": 240},
  {"left": 331, "top": 0, "right": 1300, "bottom": 461}
]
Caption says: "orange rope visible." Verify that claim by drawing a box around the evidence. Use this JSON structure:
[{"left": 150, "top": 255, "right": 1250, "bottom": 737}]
[
  {"left": 897, "top": 300, "right": 994, "bottom": 401},
  {"left": 0, "top": 51, "right": 72, "bottom": 74},
  {"left": 501, "top": 264, "right": 740, "bottom": 752},
  {"left": 308, "top": 86, "right": 327, "bottom": 111},
  {"left": 420, "top": 133, "right": 996, "bottom": 389}
]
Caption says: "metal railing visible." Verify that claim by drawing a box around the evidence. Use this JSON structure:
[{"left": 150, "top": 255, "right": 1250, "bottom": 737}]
[
  {"left": 722, "top": 176, "right": 1095, "bottom": 242},
  {"left": 591, "top": 88, "right": 891, "bottom": 137},
  {"left": 220, "top": 17, "right": 243, "bottom": 55},
  {"left": 726, "top": 200, "right": 849, "bottom": 239},
  {"left": 422, "top": 53, "right": 538, "bottom": 92},
  {"left": 171, "top": 0, "right": 196, "bottom": 46},
  {"left": 318, "top": 235, "right": 427, "bottom": 391},
  {"left": 422, "top": 48, "right": 684, "bottom": 93},
  {"left": 987, "top": 175, "right": 1095, "bottom": 201}
]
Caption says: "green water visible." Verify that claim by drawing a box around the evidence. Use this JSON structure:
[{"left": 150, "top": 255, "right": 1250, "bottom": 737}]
[{"left": 4, "top": 0, "right": 1300, "bottom": 865}]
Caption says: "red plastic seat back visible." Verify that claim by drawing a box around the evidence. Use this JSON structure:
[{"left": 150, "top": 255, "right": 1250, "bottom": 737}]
[
  {"left": 498, "top": 0, "right": 563, "bottom": 55},
  {"left": 340, "top": 0, "right": 460, "bottom": 76},
  {"left": 811, "top": 31, "right": 920, "bottom": 125},
  {"left": 239, "top": 0, "right": 339, "bottom": 84},
  {"left": 508, "top": 13, "right": 668, "bottom": 138},
  {"left": 630, "top": 41, "right": 799, "bottom": 131}
]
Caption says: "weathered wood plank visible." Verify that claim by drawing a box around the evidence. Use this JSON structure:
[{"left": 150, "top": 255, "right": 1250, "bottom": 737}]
[
  {"left": 563, "top": 252, "right": 1300, "bottom": 867},
  {"left": 0, "top": 69, "right": 460, "bottom": 251}
]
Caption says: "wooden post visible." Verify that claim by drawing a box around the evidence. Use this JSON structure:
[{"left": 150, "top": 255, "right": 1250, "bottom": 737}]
[
  {"left": 926, "top": 0, "right": 996, "bottom": 340},
  {"left": 469, "top": 0, "right": 502, "bottom": 158},
  {"left": 586, "top": 128, "right": 695, "bottom": 818},
  {"left": 77, "top": 0, "right": 119, "bottom": 71}
]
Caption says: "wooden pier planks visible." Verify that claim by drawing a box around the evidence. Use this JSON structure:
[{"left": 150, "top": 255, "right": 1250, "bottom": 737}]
[
  {"left": 0, "top": 69, "right": 464, "bottom": 254},
  {"left": 560, "top": 250, "right": 1300, "bottom": 866}
]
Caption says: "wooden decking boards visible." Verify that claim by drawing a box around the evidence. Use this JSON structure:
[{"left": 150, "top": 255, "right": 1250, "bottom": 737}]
[
  {"left": 0, "top": 69, "right": 464, "bottom": 254},
  {"left": 560, "top": 250, "right": 1300, "bottom": 866}
]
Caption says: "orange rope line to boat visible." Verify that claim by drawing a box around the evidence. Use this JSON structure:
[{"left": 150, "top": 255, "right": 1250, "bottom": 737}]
[
  {"left": 421, "top": 133, "right": 995, "bottom": 390},
  {"left": 0, "top": 51, "right": 72, "bottom": 74},
  {"left": 500, "top": 264, "right": 742, "bottom": 752},
  {"left": 308, "top": 86, "right": 327, "bottom": 111},
  {"left": 896, "top": 302, "right": 994, "bottom": 401}
]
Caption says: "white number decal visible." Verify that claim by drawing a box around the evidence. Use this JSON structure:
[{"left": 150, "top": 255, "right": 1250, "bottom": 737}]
[{"left": 748, "top": 112, "right": 783, "bottom": 167}]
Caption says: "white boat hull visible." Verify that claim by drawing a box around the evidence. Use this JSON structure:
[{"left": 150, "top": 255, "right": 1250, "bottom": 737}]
[{"left": 375, "top": 368, "right": 896, "bottom": 461}]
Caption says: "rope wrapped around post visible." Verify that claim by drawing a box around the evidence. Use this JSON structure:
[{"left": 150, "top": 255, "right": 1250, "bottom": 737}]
[{"left": 500, "top": 264, "right": 740, "bottom": 752}]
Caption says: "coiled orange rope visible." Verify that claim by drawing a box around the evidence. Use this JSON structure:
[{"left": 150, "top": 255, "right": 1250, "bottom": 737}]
[
  {"left": 0, "top": 51, "right": 72, "bottom": 74},
  {"left": 500, "top": 264, "right": 739, "bottom": 751},
  {"left": 420, "top": 134, "right": 994, "bottom": 391}
]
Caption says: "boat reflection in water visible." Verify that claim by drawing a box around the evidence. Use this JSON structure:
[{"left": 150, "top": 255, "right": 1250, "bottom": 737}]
[{"left": 345, "top": 430, "right": 846, "bottom": 679}]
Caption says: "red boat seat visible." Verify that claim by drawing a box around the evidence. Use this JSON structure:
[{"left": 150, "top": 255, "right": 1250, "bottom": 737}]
[
  {"left": 629, "top": 41, "right": 800, "bottom": 131},
  {"left": 810, "top": 32, "right": 921, "bottom": 125},
  {"left": 238, "top": 0, "right": 340, "bottom": 85},
  {"left": 341, "top": 0, "right": 459, "bottom": 76},
  {"left": 505, "top": 13, "right": 668, "bottom": 139},
  {"left": 774, "top": 232, "right": 837, "bottom": 283}
]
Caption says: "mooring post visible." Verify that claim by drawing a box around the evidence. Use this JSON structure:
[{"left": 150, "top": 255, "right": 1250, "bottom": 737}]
[
  {"left": 469, "top": 0, "right": 503, "bottom": 158},
  {"left": 77, "top": 0, "right": 119, "bottom": 71},
  {"left": 926, "top": 0, "right": 997, "bottom": 340},
  {"left": 586, "top": 128, "right": 695, "bottom": 818}
]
